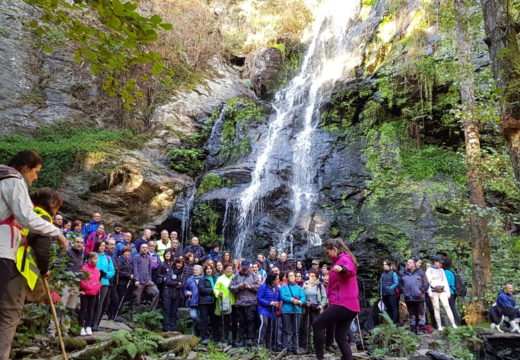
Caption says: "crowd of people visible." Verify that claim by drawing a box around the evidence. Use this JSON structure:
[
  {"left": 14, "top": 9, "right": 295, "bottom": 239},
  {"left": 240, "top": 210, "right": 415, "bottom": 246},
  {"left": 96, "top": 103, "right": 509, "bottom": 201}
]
[{"left": 0, "top": 150, "right": 517, "bottom": 360}]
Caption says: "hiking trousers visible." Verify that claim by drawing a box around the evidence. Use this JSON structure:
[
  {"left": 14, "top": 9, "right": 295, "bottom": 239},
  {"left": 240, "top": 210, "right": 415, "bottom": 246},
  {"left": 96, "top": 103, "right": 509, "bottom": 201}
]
[{"left": 313, "top": 305, "right": 357, "bottom": 360}]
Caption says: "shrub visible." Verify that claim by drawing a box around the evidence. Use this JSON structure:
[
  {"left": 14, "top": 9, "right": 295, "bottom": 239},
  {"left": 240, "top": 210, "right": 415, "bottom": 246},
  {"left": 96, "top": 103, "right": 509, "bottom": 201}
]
[
  {"left": 0, "top": 125, "right": 141, "bottom": 188},
  {"left": 197, "top": 173, "right": 234, "bottom": 195},
  {"left": 168, "top": 147, "right": 206, "bottom": 176},
  {"left": 133, "top": 311, "right": 164, "bottom": 332},
  {"left": 191, "top": 201, "right": 222, "bottom": 246},
  {"left": 369, "top": 312, "right": 419, "bottom": 357}
]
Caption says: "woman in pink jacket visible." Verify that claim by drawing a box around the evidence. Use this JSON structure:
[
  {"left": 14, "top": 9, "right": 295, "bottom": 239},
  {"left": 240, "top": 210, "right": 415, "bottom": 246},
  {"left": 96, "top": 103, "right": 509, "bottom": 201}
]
[
  {"left": 79, "top": 252, "right": 102, "bottom": 336},
  {"left": 313, "top": 238, "right": 359, "bottom": 360}
]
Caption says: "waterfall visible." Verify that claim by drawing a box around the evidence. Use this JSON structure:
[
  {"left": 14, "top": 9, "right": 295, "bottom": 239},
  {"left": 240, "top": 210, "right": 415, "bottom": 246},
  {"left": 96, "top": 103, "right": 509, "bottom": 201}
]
[
  {"left": 233, "top": 0, "right": 368, "bottom": 257},
  {"left": 180, "top": 186, "right": 196, "bottom": 246}
]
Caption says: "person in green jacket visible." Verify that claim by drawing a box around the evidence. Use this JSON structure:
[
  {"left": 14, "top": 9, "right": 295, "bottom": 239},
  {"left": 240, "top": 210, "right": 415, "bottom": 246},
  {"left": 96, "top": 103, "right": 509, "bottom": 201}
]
[{"left": 214, "top": 263, "right": 235, "bottom": 345}]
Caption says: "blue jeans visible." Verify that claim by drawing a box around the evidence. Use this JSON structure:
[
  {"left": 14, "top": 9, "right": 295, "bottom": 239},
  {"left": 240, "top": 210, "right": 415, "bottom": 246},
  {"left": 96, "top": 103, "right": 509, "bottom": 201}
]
[{"left": 189, "top": 307, "right": 201, "bottom": 335}]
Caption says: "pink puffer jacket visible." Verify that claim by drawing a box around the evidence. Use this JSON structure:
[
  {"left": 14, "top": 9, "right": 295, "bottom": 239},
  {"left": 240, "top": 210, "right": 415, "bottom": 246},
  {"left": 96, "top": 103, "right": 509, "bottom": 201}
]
[
  {"left": 327, "top": 252, "right": 360, "bottom": 312},
  {"left": 80, "top": 262, "right": 102, "bottom": 295}
]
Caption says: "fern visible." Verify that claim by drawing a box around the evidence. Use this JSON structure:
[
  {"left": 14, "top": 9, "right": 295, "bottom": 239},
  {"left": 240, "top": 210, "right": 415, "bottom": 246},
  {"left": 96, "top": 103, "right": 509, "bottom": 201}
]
[
  {"left": 133, "top": 311, "right": 164, "bottom": 331},
  {"left": 370, "top": 311, "right": 419, "bottom": 357},
  {"left": 108, "top": 329, "right": 164, "bottom": 359}
]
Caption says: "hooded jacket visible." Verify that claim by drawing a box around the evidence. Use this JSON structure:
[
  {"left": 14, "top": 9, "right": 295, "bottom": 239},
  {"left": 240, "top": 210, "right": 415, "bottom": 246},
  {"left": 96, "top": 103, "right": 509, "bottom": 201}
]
[
  {"left": 80, "top": 262, "right": 102, "bottom": 295},
  {"left": 229, "top": 270, "right": 261, "bottom": 306},
  {"left": 185, "top": 275, "right": 203, "bottom": 307},
  {"left": 81, "top": 220, "right": 101, "bottom": 240},
  {"left": 257, "top": 282, "right": 281, "bottom": 318},
  {"left": 0, "top": 165, "right": 61, "bottom": 261},
  {"left": 96, "top": 252, "right": 115, "bottom": 286},
  {"left": 327, "top": 252, "right": 360, "bottom": 312},
  {"left": 214, "top": 273, "right": 235, "bottom": 315},
  {"left": 497, "top": 290, "right": 517, "bottom": 309}
]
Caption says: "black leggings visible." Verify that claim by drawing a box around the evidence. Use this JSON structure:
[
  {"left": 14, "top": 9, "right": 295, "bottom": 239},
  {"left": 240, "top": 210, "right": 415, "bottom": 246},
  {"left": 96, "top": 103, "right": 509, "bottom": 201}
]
[
  {"left": 313, "top": 305, "right": 358, "bottom": 360},
  {"left": 80, "top": 295, "right": 98, "bottom": 328}
]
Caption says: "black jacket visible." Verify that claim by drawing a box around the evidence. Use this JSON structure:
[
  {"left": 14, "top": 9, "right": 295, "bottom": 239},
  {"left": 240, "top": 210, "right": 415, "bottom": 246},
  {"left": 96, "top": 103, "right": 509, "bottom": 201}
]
[
  {"left": 66, "top": 247, "right": 84, "bottom": 273},
  {"left": 27, "top": 212, "right": 56, "bottom": 274},
  {"left": 197, "top": 276, "right": 215, "bottom": 305},
  {"left": 117, "top": 255, "right": 133, "bottom": 284},
  {"left": 161, "top": 263, "right": 184, "bottom": 299}
]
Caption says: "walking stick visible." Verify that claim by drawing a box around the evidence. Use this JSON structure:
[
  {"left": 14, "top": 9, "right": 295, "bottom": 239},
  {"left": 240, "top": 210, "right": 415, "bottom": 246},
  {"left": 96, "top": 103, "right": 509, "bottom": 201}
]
[
  {"left": 43, "top": 278, "right": 68, "bottom": 360},
  {"left": 306, "top": 308, "right": 311, "bottom": 354},
  {"left": 356, "top": 315, "right": 365, "bottom": 352},
  {"left": 114, "top": 279, "right": 132, "bottom": 319}
]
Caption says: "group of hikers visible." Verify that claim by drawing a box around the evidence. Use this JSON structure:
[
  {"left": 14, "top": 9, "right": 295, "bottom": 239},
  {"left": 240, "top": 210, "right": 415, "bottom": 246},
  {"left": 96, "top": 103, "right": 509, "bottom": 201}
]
[{"left": 0, "top": 150, "right": 517, "bottom": 360}]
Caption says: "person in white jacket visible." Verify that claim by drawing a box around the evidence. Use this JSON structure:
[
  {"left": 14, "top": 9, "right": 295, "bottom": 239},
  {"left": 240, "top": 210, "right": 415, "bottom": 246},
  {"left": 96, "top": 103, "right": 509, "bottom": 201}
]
[
  {"left": 0, "top": 150, "right": 67, "bottom": 360},
  {"left": 425, "top": 256, "right": 457, "bottom": 331}
]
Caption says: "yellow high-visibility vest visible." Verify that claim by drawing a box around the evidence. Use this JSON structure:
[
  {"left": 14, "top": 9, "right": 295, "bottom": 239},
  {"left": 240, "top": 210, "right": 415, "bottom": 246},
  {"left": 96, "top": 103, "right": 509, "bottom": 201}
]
[{"left": 16, "top": 206, "right": 53, "bottom": 290}]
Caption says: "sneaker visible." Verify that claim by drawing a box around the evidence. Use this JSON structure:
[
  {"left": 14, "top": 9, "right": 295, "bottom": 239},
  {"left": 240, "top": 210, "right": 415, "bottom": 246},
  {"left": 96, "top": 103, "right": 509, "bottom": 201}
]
[
  {"left": 453, "top": 324, "right": 458, "bottom": 329},
  {"left": 86, "top": 327, "right": 93, "bottom": 336},
  {"left": 438, "top": 326, "right": 444, "bottom": 332},
  {"left": 80, "top": 328, "right": 87, "bottom": 336},
  {"left": 201, "top": 339, "right": 209, "bottom": 345}
]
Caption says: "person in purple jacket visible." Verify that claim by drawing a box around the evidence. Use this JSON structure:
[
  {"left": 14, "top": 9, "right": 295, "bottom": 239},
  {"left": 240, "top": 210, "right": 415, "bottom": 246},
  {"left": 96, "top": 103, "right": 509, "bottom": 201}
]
[{"left": 313, "top": 238, "right": 359, "bottom": 360}]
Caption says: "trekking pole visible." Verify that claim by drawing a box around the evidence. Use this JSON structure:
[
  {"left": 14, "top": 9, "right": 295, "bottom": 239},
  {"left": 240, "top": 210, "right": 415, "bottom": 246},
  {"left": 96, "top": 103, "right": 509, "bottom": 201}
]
[
  {"left": 43, "top": 278, "right": 68, "bottom": 360},
  {"left": 220, "top": 300, "right": 225, "bottom": 344},
  {"left": 306, "top": 308, "right": 310, "bottom": 354},
  {"left": 356, "top": 315, "right": 365, "bottom": 352},
  {"left": 294, "top": 305, "right": 299, "bottom": 353},
  {"left": 114, "top": 278, "right": 132, "bottom": 319},
  {"left": 270, "top": 306, "right": 275, "bottom": 349}
]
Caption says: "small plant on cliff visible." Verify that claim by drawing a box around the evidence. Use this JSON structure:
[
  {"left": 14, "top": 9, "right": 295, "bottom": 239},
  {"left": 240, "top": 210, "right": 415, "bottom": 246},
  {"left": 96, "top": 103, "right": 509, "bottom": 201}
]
[
  {"left": 369, "top": 312, "right": 419, "bottom": 357},
  {"left": 191, "top": 201, "right": 221, "bottom": 246},
  {"left": 197, "top": 173, "right": 234, "bottom": 195}
]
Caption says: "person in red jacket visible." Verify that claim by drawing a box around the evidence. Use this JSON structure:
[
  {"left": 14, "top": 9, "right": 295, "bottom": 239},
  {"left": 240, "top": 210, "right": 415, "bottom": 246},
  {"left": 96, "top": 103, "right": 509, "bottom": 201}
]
[
  {"left": 79, "top": 252, "right": 102, "bottom": 336},
  {"left": 313, "top": 238, "right": 359, "bottom": 360}
]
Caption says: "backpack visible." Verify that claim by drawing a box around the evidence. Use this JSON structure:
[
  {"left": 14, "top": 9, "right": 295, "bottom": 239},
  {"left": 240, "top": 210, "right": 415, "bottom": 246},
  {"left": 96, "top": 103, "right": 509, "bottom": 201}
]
[{"left": 454, "top": 274, "right": 467, "bottom": 297}]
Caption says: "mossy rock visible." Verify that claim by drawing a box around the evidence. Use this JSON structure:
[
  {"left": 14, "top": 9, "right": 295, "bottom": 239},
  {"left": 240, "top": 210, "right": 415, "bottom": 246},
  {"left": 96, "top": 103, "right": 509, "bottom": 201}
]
[
  {"left": 58, "top": 337, "right": 88, "bottom": 351},
  {"left": 158, "top": 334, "right": 200, "bottom": 356}
]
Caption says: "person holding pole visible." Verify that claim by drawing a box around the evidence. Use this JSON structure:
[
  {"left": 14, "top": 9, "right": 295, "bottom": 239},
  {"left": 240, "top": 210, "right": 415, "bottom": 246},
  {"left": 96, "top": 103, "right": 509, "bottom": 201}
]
[
  {"left": 256, "top": 272, "right": 280, "bottom": 349},
  {"left": 280, "top": 270, "right": 306, "bottom": 354},
  {"left": 0, "top": 151, "right": 68, "bottom": 359},
  {"left": 313, "top": 238, "right": 360, "bottom": 360}
]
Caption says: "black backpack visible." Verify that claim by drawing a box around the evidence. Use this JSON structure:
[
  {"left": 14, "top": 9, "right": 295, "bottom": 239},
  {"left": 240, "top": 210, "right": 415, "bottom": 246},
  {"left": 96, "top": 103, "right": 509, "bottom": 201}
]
[{"left": 448, "top": 270, "right": 467, "bottom": 297}]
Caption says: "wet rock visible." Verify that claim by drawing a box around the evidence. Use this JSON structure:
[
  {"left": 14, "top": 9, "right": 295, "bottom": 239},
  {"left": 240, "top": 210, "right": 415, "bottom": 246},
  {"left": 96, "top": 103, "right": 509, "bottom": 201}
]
[
  {"left": 186, "top": 351, "right": 199, "bottom": 360},
  {"left": 245, "top": 47, "right": 285, "bottom": 100},
  {"left": 53, "top": 340, "right": 111, "bottom": 360},
  {"left": 99, "top": 319, "right": 132, "bottom": 331},
  {"left": 425, "top": 351, "right": 455, "bottom": 360},
  {"left": 478, "top": 330, "right": 520, "bottom": 360},
  {"left": 158, "top": 334, "right": 200, "bottom": 356}
]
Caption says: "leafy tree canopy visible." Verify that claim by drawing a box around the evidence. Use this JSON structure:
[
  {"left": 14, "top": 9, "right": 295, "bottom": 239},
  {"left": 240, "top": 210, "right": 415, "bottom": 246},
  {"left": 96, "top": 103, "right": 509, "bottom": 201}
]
[{"left": 23, "top": 0, "right": 172, "bottom": 108}]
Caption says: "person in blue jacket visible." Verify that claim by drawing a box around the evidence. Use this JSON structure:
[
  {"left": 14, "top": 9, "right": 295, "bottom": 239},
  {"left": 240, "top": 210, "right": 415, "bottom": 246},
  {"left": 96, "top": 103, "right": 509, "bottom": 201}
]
[
  {"left": 93, "top": 240, "right": 115, "bottom": 330},
  {"left": 257, "top": 272, "right": 281, "bottom": 349},
  {"left": 184, "top": 265, "right": 204, "bottom": 335},
  {"left": 496, "top": 282, "right": 517, "bottom": 309},
  {"left": 280, "top": 271, "right": 306, "bottom": 354},
  {"left": 81, "top": 212, "right": 102, "bottom": 239},
  {"left": 380, "top": 260, "right": 399, "bottom": 324}
]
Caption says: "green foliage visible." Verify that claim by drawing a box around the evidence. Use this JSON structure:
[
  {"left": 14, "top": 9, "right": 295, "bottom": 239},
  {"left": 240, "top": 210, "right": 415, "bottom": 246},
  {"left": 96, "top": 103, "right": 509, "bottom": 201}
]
[
  {"left": 0, "top": 125, "right": 140, "bottom": 188},
  {"left": 133, "top": 311, "right": 164, "bottom": 332},
  {"left": 197, "top": 173, "right": 234, "bottom": 195},
  {"left": 400, "top": 145, "right": 467, "bottom": 185},
  {"left": 219, "top": 98, "right": 261, "bottom": 160},
  {"left": 109, "top": 328, "right": 163, "bottom": 359},
  {"left": 441, "top": 326, "right": 481, "bottom": 360},
  {"left": 370, "top": 311, "right": 419, "bottom": 357},
  {"left": 24, "top": 0, "right": 172, "bottom": 108},
  {"left": 168, "top": 147, "right": 206, "bottom": 176},
  {"left": 191, "top": 201, "right": 221, "bottom": 246}
]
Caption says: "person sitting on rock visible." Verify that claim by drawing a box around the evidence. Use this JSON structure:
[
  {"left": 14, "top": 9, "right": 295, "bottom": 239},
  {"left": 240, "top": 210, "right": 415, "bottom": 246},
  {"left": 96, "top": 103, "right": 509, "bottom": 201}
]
[
  {"left": 184, "top": 236, "right": 207, "bottom": 264},
  {"left": 497, "top": 282, "right": 517, "bottom": 309}
]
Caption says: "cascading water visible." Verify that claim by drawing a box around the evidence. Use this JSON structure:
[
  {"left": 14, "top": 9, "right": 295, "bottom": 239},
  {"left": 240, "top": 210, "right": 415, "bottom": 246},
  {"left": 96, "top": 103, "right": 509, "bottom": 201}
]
[{"left": 233, "top": 0, "right": 368, "bottom": 257}]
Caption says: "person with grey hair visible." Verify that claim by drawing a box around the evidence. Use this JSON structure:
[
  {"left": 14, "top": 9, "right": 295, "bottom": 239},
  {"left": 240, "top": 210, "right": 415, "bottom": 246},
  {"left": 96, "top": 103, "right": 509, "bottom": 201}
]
[
  {"left": 185, "top": 264, "right": 204, "bottom": 336},
  {"left": 184, "top": 236, "right": 207, "bottom": 264},
  {"left": 132, "top": 243, "right": 159, "bottom": 313}
]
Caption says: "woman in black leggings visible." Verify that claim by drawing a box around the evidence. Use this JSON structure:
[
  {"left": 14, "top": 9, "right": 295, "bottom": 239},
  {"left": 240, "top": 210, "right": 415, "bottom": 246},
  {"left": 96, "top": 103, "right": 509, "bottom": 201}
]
[{"left": 313, "top": 238, "right": 360, "bottom": 360}]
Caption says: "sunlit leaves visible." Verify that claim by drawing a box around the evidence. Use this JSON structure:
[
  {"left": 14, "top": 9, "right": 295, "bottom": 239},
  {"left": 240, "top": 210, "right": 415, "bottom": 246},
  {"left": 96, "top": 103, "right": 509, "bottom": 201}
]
[{"left": 23, "top": 0, "right": 172, "bottom": 108}]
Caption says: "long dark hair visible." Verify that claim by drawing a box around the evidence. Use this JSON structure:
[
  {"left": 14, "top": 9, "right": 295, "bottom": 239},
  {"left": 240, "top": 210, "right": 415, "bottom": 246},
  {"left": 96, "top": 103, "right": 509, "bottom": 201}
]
[
  {"left": 8, "top": 150, "right": 42, "bottom": 171},
  {"left": 265, "top": 273, "right": 279, "bottom": 286},
  {"left": 324, "top": 238, "right": 359, "bottom": 267},
  {"left": 29, "top": 188, "right": 63, "bottom": 216}
]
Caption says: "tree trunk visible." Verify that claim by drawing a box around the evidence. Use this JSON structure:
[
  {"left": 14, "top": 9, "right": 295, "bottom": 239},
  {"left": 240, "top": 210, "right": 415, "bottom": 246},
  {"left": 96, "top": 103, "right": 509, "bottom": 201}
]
[
  {"left": 480, "top": 0, "right": 520, "bottom": 185},
  {"left": 455, "top": 0, "right": 492, "bottom": 324}
]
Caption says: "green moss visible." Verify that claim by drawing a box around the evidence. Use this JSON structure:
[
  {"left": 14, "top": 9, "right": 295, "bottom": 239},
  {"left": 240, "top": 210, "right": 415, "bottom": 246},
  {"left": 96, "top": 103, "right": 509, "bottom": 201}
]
[
  {"left": 191, "top": 201, "right": 221, "bottom": 246},
  {"left": 219, "top": 98, "right": 261, "bottom": 160},
  {"left": 197, "top": 173, "right": 234, "bottom": 195},
  {"left": 400, "top": 145, "right": 466, "bottom": 185},
  {"left": 0, "top": 125, "right": 142, "bottom": 188}
]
